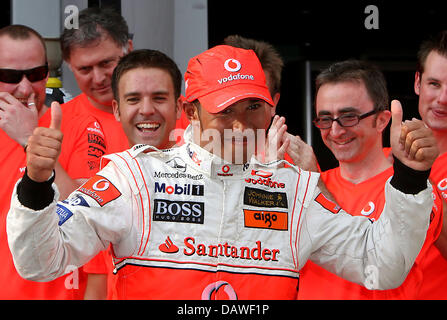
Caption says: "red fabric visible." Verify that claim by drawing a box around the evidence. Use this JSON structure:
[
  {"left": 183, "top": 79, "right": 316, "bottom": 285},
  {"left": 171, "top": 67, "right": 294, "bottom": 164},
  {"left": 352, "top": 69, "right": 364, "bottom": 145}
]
[
  {"left": 417, "top": 152, "right": 447, "bottom": 299},
  {"left": 298, "top": 166, "right": 443, "bottom": 299},
  {"left": 0, "top": 124, "right": 86, "bottom": 299}
]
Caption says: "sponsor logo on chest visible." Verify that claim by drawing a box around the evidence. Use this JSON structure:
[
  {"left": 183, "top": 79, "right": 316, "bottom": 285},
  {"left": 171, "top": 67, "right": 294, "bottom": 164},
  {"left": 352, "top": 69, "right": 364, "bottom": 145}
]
[
  {"left": 154, "top": 182, "right": 204, "bottom": 196},
  {"left": 158, "top": 236, "right": 280, "bottom": 262},
  {"left": 153, "top": 199, "right": 205, "bottom": 224}
]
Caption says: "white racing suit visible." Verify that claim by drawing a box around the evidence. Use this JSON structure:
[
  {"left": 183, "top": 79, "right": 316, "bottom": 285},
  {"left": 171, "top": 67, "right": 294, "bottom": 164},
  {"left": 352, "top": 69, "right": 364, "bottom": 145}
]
[{"left": 7, "top": 142, "right": 433, "bottom": 299}]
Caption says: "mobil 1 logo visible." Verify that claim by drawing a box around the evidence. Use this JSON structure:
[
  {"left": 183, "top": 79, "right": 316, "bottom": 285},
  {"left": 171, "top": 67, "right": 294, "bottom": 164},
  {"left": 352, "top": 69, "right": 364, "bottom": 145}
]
[
  {"left": 154, "top": 182, "right": 204, "bottom": 196},
  {"left": 153, "top": 199, "right": 205, "bottom": 224}
]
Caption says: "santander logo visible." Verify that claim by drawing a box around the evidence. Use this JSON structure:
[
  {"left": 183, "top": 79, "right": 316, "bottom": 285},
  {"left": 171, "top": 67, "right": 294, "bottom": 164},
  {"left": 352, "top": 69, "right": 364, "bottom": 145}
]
[
  {"left": 159, "top": 236, "right": 179, "bottom": 253},
  {"left": 224, "top": 58, "right": 241, "bottom": 72}
]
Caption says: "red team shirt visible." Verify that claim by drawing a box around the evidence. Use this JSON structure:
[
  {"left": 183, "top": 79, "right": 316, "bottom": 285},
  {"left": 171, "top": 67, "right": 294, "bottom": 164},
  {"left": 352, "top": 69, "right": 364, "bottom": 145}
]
[
  {"left": 417, "top": 151, "right": 447, "bottom": 299},
  {"left": 0, "top": 92, "right": 128, "bottom": 299},
  {"left": 41, "top": 93, "right": 130, "bottom": 157},
  {"left": 298, "top": 165, "right": 443, "bottom": 299},
  {"left": 10, "top": 93, "right": 129, "bottom": 299},
  {"left": 49, "top": 94, "right": 130, "bottom": 280},
  {"left": 0, "top": 122, "right": 85, "bottom": 299}
]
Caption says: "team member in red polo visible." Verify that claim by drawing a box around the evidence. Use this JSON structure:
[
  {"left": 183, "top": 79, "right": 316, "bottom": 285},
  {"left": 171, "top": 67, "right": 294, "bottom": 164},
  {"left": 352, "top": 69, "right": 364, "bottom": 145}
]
[
  {"left": 298, "top": 60, "right": 442, "bottom": 299},
  {"left": 414, "top": 30, "right": 447, "bottom": 299},
  {"left": 0, "top": 24, "right": 90, "bottom": 299}
]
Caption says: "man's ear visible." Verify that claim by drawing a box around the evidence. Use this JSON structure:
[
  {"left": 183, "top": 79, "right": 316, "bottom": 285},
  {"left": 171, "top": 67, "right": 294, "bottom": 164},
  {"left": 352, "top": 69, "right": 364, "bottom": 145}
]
[
  {"left": 175, "top": 96, "right": 183, "bottom": 120},
  {"left": 112, "top": 99, "right": 121, "bottom": 122},
  {"left": 271, "top": 93, "right": 280, "bottom": 116},
  {"left": 376, "top": 110, "right": 392, "bottom": 133},
  {"left": 127, "top": 39, "right": 134, "bottom": 53},
  {"left": 184, "top": 101, "right": 199, "bottom": 121},
  {"left": 414, "top": 71, "right": 421, "bottom": 96}
]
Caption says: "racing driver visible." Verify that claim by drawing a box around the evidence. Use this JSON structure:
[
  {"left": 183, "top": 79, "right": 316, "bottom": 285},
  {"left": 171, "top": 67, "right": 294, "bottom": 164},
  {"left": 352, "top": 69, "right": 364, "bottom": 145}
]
[{"left": 7, "top": 45, "right": 439, "bottom": 299}]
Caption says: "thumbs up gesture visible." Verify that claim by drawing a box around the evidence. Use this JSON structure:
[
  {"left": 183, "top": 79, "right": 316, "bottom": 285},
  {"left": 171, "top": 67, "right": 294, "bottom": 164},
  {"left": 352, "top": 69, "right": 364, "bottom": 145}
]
[
  {"left": 390, "top": 100, "right": 438, "bottom": 171},
  {"left": 26, "top": 102, "right": 64, "bottom": 182}
]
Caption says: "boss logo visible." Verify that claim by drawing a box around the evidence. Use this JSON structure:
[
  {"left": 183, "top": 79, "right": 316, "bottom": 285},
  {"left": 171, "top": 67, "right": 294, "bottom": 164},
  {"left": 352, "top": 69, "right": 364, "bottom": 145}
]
[{"left": 153, "top": 199, "right": 204, "bottom": 224}]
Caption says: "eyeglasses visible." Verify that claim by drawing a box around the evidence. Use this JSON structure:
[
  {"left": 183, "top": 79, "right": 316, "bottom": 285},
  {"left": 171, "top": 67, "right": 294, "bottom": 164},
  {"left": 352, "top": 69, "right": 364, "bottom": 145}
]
[
  {"left": 313, "top": 109, "right": 379, "bottom": 129},
  {"left": 0, "top": 63, "right": 48, "bottom": 84}
]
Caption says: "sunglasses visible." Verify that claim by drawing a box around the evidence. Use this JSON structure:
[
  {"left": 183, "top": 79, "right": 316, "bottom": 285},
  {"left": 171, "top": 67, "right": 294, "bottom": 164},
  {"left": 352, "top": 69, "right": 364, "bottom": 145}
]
[{"left": 0, "top": 63, "right": 48, "bottom": 84}]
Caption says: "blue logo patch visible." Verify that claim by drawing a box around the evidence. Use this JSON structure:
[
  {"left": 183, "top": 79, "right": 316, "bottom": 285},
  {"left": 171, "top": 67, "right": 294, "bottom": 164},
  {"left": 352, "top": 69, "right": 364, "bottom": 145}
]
[
  {"left": 62, "top": 195, "right": 90, "bottom": 207},
  {"left": 56, "top": 204, "right": 73, "bottom": 226}
]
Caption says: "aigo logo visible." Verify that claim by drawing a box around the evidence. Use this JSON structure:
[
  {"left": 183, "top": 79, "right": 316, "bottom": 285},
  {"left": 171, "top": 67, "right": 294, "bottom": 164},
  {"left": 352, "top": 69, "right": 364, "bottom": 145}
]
[
  {"left": 224, "top": 58, "right": 241, "bottom": 72},
  {"left": 244, "top": 209, "right": 288, "bottom": 230}
]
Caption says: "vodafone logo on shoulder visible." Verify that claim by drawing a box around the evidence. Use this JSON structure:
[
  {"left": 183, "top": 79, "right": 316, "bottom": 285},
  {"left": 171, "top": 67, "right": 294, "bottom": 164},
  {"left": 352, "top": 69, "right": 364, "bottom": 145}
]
[{"left": 78, "top": 175, "right": 122, "bottom": 207}]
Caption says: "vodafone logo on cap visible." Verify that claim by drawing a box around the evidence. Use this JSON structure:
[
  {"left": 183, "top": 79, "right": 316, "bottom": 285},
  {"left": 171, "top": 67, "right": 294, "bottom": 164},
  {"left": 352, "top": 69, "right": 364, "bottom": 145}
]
[
  {"left": 218, "top": 58, "right": 254, "bottom": 85},
  {"left": 224, "top": 58, "right": 241, "bottom": 72}
]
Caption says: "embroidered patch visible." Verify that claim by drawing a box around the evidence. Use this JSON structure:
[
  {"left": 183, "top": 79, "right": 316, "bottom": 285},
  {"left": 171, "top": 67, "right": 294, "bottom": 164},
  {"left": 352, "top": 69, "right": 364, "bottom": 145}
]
[
  {"left": 78, "top": 175, "right": 121, "bottom": 207},
  {"left": 244, "top": 209, "right": 288, "bottom": 230},
  {"left": 315, "top": 193, "right": 341, "bottom": 214},
  {"left": 56, "top": 203, "right": 73, "bottom": 226}
]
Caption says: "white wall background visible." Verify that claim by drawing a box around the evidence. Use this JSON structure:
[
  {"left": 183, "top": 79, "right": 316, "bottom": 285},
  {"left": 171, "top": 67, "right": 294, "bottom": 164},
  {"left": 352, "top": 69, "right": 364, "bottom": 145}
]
[{"left": 11, "top": 0, "right": 208, "bottom": 97}]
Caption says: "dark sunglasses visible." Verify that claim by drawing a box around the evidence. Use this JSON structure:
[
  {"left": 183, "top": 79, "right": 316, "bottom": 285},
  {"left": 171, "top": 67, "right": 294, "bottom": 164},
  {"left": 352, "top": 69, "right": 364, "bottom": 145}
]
[{"left": 0, "top": 63, "right": 48, "bottom": 84}]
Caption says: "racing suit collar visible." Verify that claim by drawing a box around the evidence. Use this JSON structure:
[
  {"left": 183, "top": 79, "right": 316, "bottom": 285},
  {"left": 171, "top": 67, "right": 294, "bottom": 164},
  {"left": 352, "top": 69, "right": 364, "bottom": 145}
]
[
  {"left": 184, "top": 141, "right": 287, "bottom": 181},
  {"left": 184, "top": 142, "right": 252, "bottom": 179}
]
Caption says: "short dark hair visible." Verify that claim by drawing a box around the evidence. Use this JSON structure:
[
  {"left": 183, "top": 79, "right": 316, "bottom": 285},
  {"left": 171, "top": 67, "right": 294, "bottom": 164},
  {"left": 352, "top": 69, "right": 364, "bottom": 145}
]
[
  {"left": 315, "top": 60, "right": 389, "bottom": 112},
  {"left": 0, "top": 24, "right": 47, "bottom": 59},
  {"left": 61, "top": 7, "right": 130, "bottom": 61},
  {"left": 112, "top": 49, "right": 182, "bottom": 101},
  {"left": 417, "top": 30, "right": 447, "bottom": 74},
  {"left": 223, "top": 35, "right": 283, "bottom": 95}
]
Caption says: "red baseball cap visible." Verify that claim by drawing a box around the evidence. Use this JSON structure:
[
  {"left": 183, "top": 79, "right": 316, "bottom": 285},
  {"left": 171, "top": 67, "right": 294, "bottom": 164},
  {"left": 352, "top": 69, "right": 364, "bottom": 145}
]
[{"left": 184, "top": 45, "right": 274, "bottom": 113}]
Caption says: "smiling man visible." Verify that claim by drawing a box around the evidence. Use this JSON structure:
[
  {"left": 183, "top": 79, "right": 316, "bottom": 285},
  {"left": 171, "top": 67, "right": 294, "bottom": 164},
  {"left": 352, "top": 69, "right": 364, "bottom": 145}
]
[
  {"left": 111, "top": 49, "right": 182, "bottom": 149},
  {"left": 7, "top": 45, "right": 439, "bottom": 300},
  {"left": 413, "top": 30, "right": 447, "bottom": 299},
  {"left": 44, "top": 7, "right": 134, "bottom": 299},
  {"left": 53, "top": 7, "right": 132, "bottom": 155},
  {"left": 0, "top": 24, "right": 87, "bottom": 300},
  {"left": 183, "top": 45, "right": 274, "bottom": 164},
  {"left": 297, "top": 59, "right": 443, "bottom": 300}
]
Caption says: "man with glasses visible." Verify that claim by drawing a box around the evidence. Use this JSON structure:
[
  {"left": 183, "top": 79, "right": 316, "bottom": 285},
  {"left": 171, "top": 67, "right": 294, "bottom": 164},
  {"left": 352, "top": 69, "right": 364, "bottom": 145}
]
[
  {"left": 298, "top": 59, "right": 443, "bottom": 299},
  {"left": 0, "top": 24, "right": 87, "bottom": 299}
]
